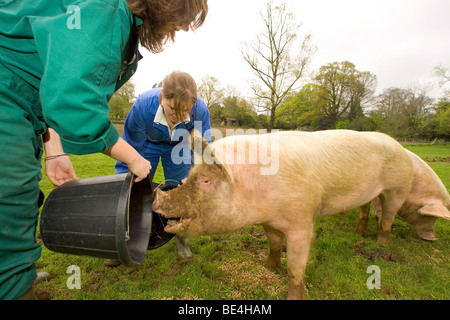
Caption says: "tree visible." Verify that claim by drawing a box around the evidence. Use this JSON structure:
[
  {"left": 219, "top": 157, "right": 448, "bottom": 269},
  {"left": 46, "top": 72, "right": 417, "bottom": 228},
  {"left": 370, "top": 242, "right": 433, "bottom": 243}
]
[
  {"left": 372, "top": 87, "right": 434, "bottom": 139},
  {"left": 108, "top": 81, "right": 136, "bottom": 120},
  {"left": 221, "top": 96, "right": 259, "bottom": 127},
  {"left": 434, "top": 64, "right": 450, "bottom": 98},
  {"left": 434, "top": 65, "right": 450, "bottom": 86},
  {"left": 313, "top": 61, "right": 377, "bottom": 129},
  {"left": 275, "top": 83, "right": 321, "bottom": 130},
  {"left": 434, "top": 98, "right": 450, "bottom": 138},
  {"left": 241, "top": 0, "right": 315, "bottom": 131},
  {"left": 198, "top": 75, "right": 224, "bottom": 108}
]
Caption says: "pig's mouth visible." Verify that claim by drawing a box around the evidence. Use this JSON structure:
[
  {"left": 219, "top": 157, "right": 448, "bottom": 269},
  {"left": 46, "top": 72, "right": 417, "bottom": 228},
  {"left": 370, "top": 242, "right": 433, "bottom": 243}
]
[
  {"left": 152, "top": 184, "right": 192, "bottom": 233},
  {"left": 163, "top": 215, "right": 192, "bottom": 234}
]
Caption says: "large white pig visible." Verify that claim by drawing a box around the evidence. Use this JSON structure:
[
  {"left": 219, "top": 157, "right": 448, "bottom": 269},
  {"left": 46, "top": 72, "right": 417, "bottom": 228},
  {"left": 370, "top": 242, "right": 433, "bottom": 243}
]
[
  {"left": 356, "top": 150, "right": 450, "bottom": 241},
  {"left": 152, "top": 129, "right": 414, "bottom": 300}
]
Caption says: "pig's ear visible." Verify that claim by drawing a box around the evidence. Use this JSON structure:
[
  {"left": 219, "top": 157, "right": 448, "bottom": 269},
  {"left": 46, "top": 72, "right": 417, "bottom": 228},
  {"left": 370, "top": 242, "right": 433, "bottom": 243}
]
[
  {"left": 190, "top": 129, "right": 233, "bottom": 184},
  {"left": 417, "top": 203, "right": 450, "bottom": 220},
  {"left": 190, "top": 129, "right": 213, "bottom": 156},
  {"left": 214, "top": 162, "right": 233, "bottom": 184}
]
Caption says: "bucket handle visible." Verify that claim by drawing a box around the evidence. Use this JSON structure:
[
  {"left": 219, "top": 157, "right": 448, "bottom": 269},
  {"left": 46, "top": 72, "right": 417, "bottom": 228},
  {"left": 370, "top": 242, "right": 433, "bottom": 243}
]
[{"left": 125, "top": 176, "right": 133, "bottom": 242}]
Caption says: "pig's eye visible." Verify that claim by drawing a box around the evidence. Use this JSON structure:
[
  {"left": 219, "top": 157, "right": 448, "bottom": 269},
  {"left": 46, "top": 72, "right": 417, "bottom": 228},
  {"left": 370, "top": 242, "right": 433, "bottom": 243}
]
[{"left": 199, "top": 176, "right": 211, "bottom": 184}]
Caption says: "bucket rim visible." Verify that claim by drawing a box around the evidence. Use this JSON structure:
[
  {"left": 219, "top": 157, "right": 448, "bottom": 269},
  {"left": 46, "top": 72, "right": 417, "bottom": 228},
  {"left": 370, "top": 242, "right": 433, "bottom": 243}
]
[{"left": 115, "top": 172, "right": 152, "bottom": 266}]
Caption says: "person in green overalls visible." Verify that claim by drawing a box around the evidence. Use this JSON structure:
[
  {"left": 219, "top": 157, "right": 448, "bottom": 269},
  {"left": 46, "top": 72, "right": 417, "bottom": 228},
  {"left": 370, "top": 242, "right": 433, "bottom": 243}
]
[{"left": 0, "top": 0, "right": 208, "bottom": 300}]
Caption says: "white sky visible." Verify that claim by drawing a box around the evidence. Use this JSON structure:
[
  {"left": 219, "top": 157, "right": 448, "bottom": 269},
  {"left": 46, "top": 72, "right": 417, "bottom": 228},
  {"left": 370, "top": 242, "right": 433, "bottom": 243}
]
[{"left": 132, "top": 0, "right": 450, "bottom": 99}]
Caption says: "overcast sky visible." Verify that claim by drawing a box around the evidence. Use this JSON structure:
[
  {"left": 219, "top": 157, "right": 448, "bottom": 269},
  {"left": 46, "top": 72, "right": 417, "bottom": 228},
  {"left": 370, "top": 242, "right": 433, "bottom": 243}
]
[{"left": 132, "top": 0, "right": 450, "bottom": 100}]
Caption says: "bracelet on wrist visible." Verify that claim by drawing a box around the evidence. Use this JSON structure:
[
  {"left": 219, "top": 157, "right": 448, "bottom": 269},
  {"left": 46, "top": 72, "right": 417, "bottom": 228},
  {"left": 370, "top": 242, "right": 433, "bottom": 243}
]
[{"left": 45, "top": 153, "right": 70, "bottom": 161}]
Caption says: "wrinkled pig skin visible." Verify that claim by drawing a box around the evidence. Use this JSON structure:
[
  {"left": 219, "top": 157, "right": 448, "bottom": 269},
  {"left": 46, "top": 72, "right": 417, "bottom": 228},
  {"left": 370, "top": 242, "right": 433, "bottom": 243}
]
[
  {"left": 356, "top": 150, "right": 450, "bottom": 241},
  {"left": 152, "top": 129, "right": 414, "bottom": 300}
]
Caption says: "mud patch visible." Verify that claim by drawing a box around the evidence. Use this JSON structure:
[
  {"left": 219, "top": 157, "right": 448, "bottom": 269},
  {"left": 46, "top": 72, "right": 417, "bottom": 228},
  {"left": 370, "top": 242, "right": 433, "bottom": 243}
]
[
  {"left": 34, "top": 287, "right": 52, "bottom": 300},
  {"left": 218, "top": 259, "right": 287, "bottom": 299},
  {"left": 355, "top": 241, "right": 398, "bottom": 262},
  {"left": 423, "top": 157, "right": 450, "bottom": 163}
]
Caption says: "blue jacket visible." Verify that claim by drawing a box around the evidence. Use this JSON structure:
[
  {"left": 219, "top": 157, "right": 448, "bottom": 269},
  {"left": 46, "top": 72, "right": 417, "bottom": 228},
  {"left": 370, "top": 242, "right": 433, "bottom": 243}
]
[{"left": 115, "top": 88, "right": 211, "bottom": 174}]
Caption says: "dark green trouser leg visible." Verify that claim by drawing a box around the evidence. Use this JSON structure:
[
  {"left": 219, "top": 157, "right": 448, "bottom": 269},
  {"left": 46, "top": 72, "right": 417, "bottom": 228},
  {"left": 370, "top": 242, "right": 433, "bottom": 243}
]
[{"left": 0, "top": 72, "right": 43, "bottom": 300}]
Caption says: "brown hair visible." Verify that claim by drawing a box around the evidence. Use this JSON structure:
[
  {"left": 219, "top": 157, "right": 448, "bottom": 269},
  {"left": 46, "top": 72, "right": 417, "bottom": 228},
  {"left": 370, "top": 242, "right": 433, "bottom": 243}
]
[
  {"left": 160, "top": 71, "right": 198, "bottom": 120},
  {"left": 127, "top": 0, "right": 208, "bottom": 53}
]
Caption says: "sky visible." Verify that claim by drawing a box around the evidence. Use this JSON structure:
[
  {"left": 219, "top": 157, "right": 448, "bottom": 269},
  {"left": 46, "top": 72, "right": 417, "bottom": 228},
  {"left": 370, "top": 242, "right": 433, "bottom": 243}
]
[{"left": 131, "top": 0, "right": 450, "bottom": 100}]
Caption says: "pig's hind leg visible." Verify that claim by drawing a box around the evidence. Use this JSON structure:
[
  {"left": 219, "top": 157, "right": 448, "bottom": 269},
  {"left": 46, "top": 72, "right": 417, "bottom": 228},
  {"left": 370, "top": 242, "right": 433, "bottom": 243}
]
[{"left": 263, "top": 225, "right": 284, "bottom": 270}]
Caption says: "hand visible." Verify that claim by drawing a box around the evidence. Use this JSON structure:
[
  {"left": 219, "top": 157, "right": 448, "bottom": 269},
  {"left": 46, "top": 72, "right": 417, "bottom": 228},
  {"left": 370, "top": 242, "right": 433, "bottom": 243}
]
[
  {"left": 43, "top": 128, "right": 78, "bottom": 187},
  {"left": 102, "top": 137, "right": 151, "bottom": 183},
  {"left": 128, "top": 156, "right": 152, "bottom": 183},
  {"left": 45, "top": 155, "right": 78, "bottom": 187}
]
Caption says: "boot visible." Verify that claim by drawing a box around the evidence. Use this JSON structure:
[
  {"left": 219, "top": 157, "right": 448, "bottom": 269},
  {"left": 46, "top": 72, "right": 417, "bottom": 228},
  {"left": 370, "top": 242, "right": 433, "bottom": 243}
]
[
  {"left": 175, "top": 236, "right": 193, "bottom": 262},
  {"left": 104, "top": 259, "right": 121, "bottom": 267},
  {"left": 19, "top": 287, "right": 37, "bottom": 300}
]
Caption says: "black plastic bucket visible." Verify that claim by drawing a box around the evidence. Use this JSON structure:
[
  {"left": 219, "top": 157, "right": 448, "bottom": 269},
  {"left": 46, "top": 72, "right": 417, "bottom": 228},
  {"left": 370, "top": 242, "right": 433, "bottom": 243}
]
[{"left": 40, "top": 172, "right": 153, "bottom": 266}]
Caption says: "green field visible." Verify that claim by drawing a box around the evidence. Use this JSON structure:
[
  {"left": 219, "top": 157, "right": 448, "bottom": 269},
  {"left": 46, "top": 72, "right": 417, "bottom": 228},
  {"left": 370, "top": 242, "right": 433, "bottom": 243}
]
[{"left": 35, "top": 143, "right": 450, "bottom": 300}]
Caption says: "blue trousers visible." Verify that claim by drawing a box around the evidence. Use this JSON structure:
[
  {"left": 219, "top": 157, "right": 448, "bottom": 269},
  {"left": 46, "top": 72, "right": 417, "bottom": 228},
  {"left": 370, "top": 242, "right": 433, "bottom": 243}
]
[
  {"left": 147, "top": 141, "right": 193, "bottom": 185},
  {"left": 116, "top": 139, "right": 192, "bottom": 186}
]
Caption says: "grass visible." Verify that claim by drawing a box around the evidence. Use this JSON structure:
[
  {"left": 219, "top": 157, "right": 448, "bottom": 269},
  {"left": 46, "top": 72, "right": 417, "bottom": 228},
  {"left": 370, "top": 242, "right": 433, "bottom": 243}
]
[{"left": 35, "top": 143, "right": 450, "bottom": 300}]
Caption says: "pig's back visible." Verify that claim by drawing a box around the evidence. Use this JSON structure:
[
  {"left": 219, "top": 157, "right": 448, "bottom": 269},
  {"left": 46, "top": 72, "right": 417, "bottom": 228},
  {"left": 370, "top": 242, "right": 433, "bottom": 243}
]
[
  {"left": 212, "top": 129, "right": 409, "bottom": 186},
  {"left": 275, "top": 130, "right": 407, "bottom": 179}
]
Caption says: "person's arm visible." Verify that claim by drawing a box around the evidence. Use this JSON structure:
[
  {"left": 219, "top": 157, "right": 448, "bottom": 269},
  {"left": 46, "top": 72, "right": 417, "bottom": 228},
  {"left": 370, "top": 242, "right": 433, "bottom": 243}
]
[
  {"left": 103, "top": 137, "right": 151, "bottom": 182},
  {"left": 115, "top": 97, "right": 148, "bottom": 174},
  {"left": 43, "top": 128, "right": 78, "bottom": 187},
  {"left": 32, "top": 1, "right": 134, "bottom": 155},
  {"left": 44, "top": 128, "right": 151, "bottom": 184}
]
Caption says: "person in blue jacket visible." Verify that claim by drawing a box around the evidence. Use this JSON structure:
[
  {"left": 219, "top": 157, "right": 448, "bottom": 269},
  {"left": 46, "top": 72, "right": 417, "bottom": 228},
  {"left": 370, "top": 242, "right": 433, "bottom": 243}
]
[
  {"left": 116, "top": 71, "right": 212, "bottom": 183},
  {"left": 114, "top": 71, "right": 211, "bottom": 263}
]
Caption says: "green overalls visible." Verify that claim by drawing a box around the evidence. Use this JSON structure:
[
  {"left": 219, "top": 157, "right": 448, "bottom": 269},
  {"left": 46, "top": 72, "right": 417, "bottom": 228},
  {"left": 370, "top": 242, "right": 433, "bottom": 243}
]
[{"left": 0, "top": 0, "right": 141, "bottom": 299}]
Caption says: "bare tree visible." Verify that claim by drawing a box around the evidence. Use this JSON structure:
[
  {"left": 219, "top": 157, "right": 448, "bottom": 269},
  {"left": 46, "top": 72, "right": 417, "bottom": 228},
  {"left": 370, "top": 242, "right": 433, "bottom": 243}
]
[
  {"left": 241, "top": 0, "right": 315, "bottom": 131},
  {"left": 434, "top": 64, "right": 450, "bottom": 98},
  {"left": 374, "top": 87, "right": 434, "bottom": 138},
  {"left": 434, "top": 65, "right": 450, "bottom": 85}
]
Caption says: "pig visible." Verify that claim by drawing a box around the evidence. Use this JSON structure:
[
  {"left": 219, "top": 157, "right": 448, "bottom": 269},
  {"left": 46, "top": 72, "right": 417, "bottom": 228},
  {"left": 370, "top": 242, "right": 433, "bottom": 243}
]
[
  {"left": 356, "top": 150, "right": 450, "bottom": 241},
  {"left": 152, "top": 129, "right": 414, "bottom": 300}
]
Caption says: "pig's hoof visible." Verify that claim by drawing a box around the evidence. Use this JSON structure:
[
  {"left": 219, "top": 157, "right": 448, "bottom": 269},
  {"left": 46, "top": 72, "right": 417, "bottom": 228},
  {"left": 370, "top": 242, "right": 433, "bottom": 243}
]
[
  {"left": 355, "top": 220, "right": 368, "bottom": 236},
  {"left": 419, "top": 234, "right": 437, "bottom": 242},
  {"left": 377, "top": 231, "right": 392, "bottom": 245},
  {"left": 287, "top": 284, "right": 306, "bottom": 300},
  {"left": 264, "top": 259, "right": 280, "bottom": 271}
]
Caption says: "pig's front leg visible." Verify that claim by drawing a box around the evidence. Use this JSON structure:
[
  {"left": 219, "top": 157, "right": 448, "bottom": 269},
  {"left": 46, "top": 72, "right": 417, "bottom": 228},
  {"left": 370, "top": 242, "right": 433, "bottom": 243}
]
[
  {"left": 378, "top": 189, "right": 409, "bottom": 245},
  {"left": 355, "top": 203, "right": 371, "bottom": 236},
  {"left": 263, "top": 225, "right": 284, "bottom": 270},
  {"left": 285, "top": 224, "right": 314, "bottom": 300}
]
